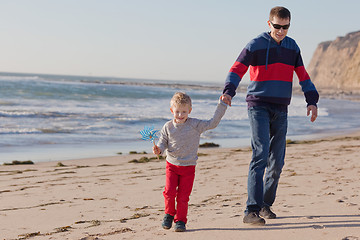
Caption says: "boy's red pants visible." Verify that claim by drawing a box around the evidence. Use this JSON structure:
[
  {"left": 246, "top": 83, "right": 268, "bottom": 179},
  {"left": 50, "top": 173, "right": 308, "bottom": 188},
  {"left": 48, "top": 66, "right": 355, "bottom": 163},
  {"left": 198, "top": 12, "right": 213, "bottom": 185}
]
[{"left": 163, "top": 161, "right": 195, "bottom": 224}]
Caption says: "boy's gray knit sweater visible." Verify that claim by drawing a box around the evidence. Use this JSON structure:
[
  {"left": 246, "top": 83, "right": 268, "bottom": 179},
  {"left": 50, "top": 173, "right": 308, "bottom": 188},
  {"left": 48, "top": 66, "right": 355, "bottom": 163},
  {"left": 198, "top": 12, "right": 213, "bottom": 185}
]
[{"left": 157, "top": 100, "right": 227, "bottom": 166}]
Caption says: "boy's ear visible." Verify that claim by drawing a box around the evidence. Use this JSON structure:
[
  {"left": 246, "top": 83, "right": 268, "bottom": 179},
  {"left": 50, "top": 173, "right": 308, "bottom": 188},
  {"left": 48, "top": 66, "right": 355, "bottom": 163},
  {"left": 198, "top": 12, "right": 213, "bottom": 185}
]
[
  {"left": 170, "top": 107, "right": 173, "bottom": 113},
  {"left": 189, "top": 107, "right": 192, "bottom": 114}
]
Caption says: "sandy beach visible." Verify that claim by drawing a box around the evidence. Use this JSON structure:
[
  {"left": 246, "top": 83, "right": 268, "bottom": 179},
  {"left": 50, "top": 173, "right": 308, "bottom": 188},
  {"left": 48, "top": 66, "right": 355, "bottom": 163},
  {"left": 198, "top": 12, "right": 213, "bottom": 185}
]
[{"left": 1, "top": 133, "right": 360, "bottom": 240}]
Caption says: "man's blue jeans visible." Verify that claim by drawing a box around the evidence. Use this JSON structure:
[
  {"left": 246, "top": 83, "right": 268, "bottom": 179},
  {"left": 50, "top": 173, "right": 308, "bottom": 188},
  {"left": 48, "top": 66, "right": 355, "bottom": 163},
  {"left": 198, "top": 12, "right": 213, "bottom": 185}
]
[{"left": 246, "top": 105, "right": 287, "bottom": 214}]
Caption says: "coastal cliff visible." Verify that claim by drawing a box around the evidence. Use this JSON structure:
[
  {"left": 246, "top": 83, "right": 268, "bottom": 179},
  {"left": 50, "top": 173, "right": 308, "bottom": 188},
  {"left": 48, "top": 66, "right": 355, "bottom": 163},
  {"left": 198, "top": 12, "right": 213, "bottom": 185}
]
[{"left": 307, "top": 31, "right": 360, "bottom": 92}]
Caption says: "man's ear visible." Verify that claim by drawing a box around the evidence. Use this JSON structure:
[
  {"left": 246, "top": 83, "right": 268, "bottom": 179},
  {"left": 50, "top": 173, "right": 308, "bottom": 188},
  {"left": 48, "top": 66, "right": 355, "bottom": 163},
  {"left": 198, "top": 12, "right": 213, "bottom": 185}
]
[
  {"left": 170, "top": 107, "right": 173, "bottom": 114},
  {"left": 189, "top": 108, "right": 192, "bottom": 114}
]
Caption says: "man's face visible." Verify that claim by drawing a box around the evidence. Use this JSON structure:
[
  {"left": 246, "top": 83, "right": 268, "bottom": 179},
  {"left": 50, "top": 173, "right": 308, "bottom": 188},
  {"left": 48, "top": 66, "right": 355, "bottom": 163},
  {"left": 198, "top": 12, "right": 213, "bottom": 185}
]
[{"left": 268, "top": 16, "right": 290, "bottom": 44}]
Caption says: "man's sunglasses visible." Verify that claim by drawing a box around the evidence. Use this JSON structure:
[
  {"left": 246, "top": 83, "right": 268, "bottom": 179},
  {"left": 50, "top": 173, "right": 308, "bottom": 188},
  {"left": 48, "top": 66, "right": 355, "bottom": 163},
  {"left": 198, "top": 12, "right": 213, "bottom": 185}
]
[{"left": 270, "top": 22, "right": 290, "bottom": 30}]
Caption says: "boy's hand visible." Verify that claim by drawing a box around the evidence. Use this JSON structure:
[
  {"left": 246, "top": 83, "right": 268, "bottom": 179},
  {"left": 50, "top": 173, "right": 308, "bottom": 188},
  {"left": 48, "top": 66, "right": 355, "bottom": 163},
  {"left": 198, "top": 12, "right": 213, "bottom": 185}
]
[
  {"left": 220, "top": 94, "right": 232, "bottom": 106},
  {"left": 307, "top": 105, "right": 318, "bottom": 122},
  {"left": 153, "top": 145, "right": 161, "bottom": 155}
]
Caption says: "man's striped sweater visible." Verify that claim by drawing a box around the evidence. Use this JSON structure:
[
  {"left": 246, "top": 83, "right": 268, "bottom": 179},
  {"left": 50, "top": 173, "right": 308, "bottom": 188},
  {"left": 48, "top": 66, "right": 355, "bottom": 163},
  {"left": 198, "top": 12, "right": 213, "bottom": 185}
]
[{"left": 223, "top": 32, "right": 319, "bottom": 109}]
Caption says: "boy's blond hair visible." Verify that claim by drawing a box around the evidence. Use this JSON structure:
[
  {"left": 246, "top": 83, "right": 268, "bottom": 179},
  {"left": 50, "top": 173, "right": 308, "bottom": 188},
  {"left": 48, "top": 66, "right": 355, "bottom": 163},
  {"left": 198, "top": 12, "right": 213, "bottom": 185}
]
[{"left": 170, "top": 92, "right": 192, "bottom": 108}]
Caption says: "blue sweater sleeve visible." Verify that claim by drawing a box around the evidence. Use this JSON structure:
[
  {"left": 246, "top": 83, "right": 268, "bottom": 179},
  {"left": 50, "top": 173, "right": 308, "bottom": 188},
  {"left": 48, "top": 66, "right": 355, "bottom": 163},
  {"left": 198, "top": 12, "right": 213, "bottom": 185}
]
[{"left": 223, "top": 47, "right": 251, "bottom": 97}]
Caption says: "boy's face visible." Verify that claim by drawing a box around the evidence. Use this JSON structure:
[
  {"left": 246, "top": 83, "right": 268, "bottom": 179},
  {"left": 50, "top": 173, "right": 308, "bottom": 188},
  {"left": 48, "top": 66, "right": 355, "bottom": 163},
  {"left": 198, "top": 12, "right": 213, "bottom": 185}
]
[
  {"left": 268, "top": 16, "right": 290, "bottom": 43},
  {"left": 170, "top": 104, "right": 192, "bottom": 124}
]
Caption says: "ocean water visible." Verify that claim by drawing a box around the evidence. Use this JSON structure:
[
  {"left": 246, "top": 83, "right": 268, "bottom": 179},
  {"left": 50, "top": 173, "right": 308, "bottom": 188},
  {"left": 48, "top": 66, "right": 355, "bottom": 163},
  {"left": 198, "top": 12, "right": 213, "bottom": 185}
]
[{"left": 1, "top": 72, "right": 360, "bottom": 163}]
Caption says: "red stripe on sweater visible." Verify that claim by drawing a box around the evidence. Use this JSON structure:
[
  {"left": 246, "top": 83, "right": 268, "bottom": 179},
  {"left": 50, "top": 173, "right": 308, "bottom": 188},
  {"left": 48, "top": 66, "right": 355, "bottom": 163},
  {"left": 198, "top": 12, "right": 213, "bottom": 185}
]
[
  {"left": 229, "top": 61, "right": 248, "bottom": 78},
  {"left": 249, "top": 63, "right": 294, "bottom": 82},
  {"left": 295, "top": 66, "right": 310, "bottom": 82}
]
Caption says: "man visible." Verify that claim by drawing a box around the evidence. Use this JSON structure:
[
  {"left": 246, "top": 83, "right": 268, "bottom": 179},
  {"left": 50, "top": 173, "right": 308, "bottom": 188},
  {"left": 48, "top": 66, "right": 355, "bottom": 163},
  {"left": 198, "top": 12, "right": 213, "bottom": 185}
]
[{"left": 220, "top": 6, "right": 319, "bottom": 225}]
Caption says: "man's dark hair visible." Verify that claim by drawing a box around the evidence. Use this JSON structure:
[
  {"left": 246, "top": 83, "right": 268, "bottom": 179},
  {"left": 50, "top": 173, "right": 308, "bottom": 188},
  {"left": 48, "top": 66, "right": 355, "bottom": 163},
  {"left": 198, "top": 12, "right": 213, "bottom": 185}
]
[{"left": 269, "top": 6, "right": 291, "bottom": 22}]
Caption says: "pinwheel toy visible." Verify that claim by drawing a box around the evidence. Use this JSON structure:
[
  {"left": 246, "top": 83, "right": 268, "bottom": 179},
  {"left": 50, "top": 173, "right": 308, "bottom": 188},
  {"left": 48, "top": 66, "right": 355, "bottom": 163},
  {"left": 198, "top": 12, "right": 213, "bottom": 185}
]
[{"left": 140, "top": 126, "right": 159, "bottom": 159}]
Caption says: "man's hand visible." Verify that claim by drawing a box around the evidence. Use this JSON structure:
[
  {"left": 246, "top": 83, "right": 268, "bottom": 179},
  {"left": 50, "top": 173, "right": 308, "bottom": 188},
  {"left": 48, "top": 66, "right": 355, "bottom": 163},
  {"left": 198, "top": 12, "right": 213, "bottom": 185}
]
[
  {"left": 220, "top": 94, "right": 232, "bottom": 107},
  {"left": 307, "top": 105, "right": 318, "bottom": 122}
]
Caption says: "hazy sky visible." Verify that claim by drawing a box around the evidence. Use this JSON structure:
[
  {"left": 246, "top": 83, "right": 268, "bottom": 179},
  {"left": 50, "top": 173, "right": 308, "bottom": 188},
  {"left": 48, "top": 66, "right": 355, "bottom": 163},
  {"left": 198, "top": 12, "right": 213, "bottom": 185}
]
[{"left": 1, "top": 0, "right": 359, "bottom": 83}]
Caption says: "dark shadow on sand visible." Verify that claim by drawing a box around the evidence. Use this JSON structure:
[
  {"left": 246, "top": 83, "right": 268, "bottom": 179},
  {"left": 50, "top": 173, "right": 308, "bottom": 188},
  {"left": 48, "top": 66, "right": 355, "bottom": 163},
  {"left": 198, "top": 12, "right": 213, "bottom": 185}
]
[
  {"left": 187, "top": 214, "right": 360, "bottom": 232},
  {"left": 276, "top": 214, "right": 360, "bottom": 220}
]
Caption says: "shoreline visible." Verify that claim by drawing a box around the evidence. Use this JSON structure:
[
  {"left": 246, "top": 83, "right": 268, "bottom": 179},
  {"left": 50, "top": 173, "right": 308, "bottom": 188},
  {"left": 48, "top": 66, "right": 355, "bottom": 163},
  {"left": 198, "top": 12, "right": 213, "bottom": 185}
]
[
  {"left": 1, "top": 131, "right": 360, "bottom": 239},
  {"left": 2, "top": 126, "right": 360, "bottom": 165}
]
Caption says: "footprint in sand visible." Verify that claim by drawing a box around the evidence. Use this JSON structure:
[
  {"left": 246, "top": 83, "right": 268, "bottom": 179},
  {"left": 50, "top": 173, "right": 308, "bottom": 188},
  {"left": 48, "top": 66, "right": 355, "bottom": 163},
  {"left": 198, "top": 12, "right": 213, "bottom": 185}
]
[
  {"left": 80, "top": 237, "right": 102, "bottom": 240},
  {"left": 342, "top": 237, "right": 359, "bottom": 240}
]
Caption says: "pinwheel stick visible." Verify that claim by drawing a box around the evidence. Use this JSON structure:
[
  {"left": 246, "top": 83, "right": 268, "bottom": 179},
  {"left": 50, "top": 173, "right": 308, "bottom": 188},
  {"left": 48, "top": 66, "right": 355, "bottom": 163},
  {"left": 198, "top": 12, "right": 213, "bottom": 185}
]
[{"left": 152, "top": 139, "right": 159, "bottom": 160}]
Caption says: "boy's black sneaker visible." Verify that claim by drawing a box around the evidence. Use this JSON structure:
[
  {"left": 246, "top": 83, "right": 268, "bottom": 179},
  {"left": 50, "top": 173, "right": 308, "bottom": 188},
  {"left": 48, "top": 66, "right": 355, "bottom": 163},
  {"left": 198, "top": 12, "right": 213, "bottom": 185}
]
[
  {"left": 162, "top": 214, "right": 174, "bottom": 229},
  {"left": 174, "top": 221, "right": 186, "bottom": 232},
  {"left": 243, "top": 212, "right": 266, "bottom": 225},
  {"left": 259, "top": 206, "right": 277, "bottom": 219}
]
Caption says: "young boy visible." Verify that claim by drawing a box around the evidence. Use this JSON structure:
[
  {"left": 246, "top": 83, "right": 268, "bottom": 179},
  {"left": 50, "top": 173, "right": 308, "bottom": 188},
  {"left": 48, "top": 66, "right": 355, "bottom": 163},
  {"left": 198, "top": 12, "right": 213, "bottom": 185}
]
[{"left": 153, "top": 92, "right": 227, "bottom": 232}]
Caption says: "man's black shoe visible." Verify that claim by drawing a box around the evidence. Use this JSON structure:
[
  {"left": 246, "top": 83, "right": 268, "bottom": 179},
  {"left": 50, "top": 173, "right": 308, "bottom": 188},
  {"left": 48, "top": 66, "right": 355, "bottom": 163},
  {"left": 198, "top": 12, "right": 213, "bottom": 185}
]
[
  {"left": 243, "top": 212, "right": 266, "bottom": 225},
  {"left": 259, "top": 206, "right": 277, "bottom": 219}
]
